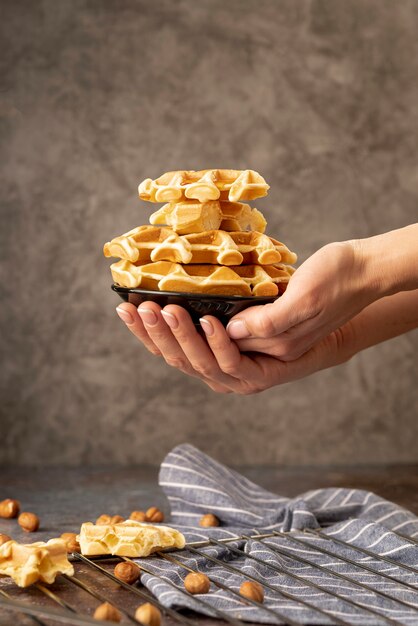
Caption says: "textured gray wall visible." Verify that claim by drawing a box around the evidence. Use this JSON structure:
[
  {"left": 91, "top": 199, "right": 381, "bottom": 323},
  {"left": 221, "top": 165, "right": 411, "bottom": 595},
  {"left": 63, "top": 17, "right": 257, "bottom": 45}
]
[{"left": 1, "top": 0, "right": 417, "bottom": 467}]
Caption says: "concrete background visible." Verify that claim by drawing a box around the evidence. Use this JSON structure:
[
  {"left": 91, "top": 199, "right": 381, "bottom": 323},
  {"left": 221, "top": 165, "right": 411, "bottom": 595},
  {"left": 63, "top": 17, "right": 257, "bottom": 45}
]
[{"left": 1, "top": 0, "right": 417, "bottom": 467}]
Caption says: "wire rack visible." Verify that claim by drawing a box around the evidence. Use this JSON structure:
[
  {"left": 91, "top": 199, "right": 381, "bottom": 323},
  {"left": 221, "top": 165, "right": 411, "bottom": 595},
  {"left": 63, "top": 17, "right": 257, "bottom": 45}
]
[{"left": 0, "top": 528, "right": 417, "bottom": 626}]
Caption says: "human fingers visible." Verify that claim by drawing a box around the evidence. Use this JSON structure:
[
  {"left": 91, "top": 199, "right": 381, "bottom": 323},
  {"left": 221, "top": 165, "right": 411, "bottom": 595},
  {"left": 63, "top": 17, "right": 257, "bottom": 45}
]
[
  {"left": 245, "top": 324, "right": 352, "bottom": 388},
  {"left": 136, "top": 302, "right": 205, "bottom": 379},
  {"left": 161, "top": 305, "right": 244, "bottom": 391},
  {"left": 225, "top": 268, "right": 321, "bottom": 342},
  {"left": 116, "top": 303, "right": 161, "bottom": 356},
  {"left": 199, "top": 315, "right": 273, "bottom": 393},
  {"left": 225, "top": 241, "right": 364, "bottom": 342},
  {"left": 235, "top": 317, "right": 333, "bottom": 361},
  {"left": 204, "top": 381, "right": 234, "bottom": 394}
]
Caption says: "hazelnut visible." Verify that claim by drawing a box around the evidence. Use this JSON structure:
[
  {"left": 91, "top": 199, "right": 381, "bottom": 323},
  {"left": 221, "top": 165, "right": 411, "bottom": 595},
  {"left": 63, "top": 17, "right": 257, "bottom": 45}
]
[
  {"left": 96, "top": 514, "right": 112, "bottom": 525},
  {"left": 60, "top": 532, "right": 80, "bottom": 553},
  {"left": 18, "top": 512, "right": 39, "bottom": 532},
  {"left": 199, "top": 514, "right": 220, "bottom": 528},
  {"left": 135, "top": 603, "right": 161, "bottom": 626},
  {"left": 239, "top": 580, "right": 264, "bottom": 603},
  {"left": 130, "top": 510, "right": 147, "bottom": 522},
  {"left": 110, "top": 515, "right": 124, "bottom": 524},
  {"left": 93, "top": 602, "right": 121, "bottom": 622},
  {"left": 184, "top": 572, "right": 210, "bottom": 594},
  {"left": 0, "top": 534, "right": 12, "bottom": 546},
  {"left": 145, "top": 507, "right": 164, "bottom": 523},
  {"left": 114, "top": 561, "right": 141, "bottom": 585},
  {"left": 0, "top": 499, "right": 20, "bottom": 519}
]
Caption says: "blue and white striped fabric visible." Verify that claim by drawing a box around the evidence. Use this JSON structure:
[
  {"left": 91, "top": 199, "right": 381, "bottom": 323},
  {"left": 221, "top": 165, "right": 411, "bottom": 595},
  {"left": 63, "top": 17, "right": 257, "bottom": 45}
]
[{"left": 136, "top": 444, "right": 418, "bottom": 625}]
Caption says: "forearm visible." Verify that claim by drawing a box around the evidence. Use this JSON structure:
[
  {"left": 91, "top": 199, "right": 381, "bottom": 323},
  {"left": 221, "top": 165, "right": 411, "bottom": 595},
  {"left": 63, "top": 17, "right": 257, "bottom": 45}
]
[
  {"left": 353, "top": 223, "right": 418, "bottom": 298},
  {"left": 344, "top": 289, "right": 418, "bottom": 359}
]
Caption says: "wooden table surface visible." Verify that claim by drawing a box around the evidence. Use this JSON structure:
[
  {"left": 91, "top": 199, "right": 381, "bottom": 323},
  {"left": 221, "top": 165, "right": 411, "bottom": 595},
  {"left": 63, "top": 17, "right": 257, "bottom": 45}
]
[{"left": 1, "top": 465, "right": 417, "bottom": 626}]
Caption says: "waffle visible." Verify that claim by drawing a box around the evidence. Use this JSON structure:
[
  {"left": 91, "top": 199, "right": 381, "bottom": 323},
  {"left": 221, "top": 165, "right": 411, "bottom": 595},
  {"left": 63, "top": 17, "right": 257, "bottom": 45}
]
[
  {"left": 138, "top": 169, "right": 269, "bottom": 203},
  {"left": 77, "top": 520, "right": 185, "bottom": 557},
  {"left": 0, "top": 539, "right": 74, "bottom": 587},
  {"left": 104, "top": 226, "right": 193, "bottom": 264},
  {"left": 111, "top": 260, "right": 295, "bottom": 296},
  {"left": 149, "top": 200, "right": 267, "bottom": 234},
  {"left": 104, "top": 226, "right": 297, "bottom": 266}
]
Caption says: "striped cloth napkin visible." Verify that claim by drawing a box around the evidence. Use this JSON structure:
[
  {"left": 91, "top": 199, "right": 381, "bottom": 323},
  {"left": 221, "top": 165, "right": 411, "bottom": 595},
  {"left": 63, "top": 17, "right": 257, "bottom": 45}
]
[{"left": 136, "top": 444, "right": 418, "bottom": 625}]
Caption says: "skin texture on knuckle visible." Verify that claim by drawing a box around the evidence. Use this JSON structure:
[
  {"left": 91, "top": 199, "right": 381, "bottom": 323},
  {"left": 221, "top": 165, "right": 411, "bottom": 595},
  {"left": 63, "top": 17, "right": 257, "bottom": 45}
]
[
  {"left": 149, "top": 329, "right": 172, "bottom": 343},
  {"left": 193, "top": 362, "right": 215, "bottom": 378},
  {"left": 238, "top": 383, "right": 260, "bottom": 395},
  {"left": 252, "top": 307, "right": 277, "bottom": 338},
  {"left": 219, "top": 355, "right": 242, "bottom": 376},
  {"left": 277, "top": 334, "right": 317, "bottom": 361},
  {"left": 172, "top": 329, "right": 195, "bottom": 347},
  {"left": 165, "top": 356, "right": 188, "bottom": 371}
]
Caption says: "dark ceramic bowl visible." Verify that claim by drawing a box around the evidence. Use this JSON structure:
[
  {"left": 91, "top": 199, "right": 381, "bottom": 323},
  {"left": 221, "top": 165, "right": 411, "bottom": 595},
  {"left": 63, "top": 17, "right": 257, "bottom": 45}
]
[{"left": 112, "top": 285, "right": 277, "bottom": 325}]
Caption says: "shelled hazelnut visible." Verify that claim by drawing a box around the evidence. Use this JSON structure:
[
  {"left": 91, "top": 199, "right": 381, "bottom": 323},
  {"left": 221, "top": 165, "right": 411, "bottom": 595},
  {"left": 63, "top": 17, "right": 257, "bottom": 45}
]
[
  {"left": 130, "top": 510, "right": 147, "bottom": 522},
  {"left": 96, "top": 514, "right": 112, "bottom": 525},
  {"left": 239, "top": 580, "right": 264, "bottom": 603},
  {"left": 60, "top": 532, "right": 80, "bottom": 553},
  {"left": 114, "top": 561, "right": 141, "bottom": 584},
  {"left": 0, "top": 499, "right": 20, "bottom": 519},
  {"left": 145, "top": 507, "right": 164, "bottom": 523},
  {"left": 18, "top": 512, "right": 39, "bottom": 533},
  {"left": 184, "top": 572, "right": 210, "bottom": 594},
  {"left": 110, "top": 515, "right": 124, "bottom": 524},
  {"left": 93, "top": 602, "right": 121, "bottom": 622},
  {"left": 135, "top": 602, "right": 161, "bottom": 626},
  {"left": 0, "top": 534, "right": 12, "bottom": 546},
  {"left": 199, "top": 514, "right": 220, "bottom": 528}
]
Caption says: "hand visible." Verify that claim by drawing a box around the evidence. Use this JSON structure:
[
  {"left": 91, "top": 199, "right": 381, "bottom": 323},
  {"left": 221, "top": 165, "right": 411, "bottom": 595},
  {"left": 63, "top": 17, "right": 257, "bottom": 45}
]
[
  {"left": 115, "top": 301, "right": 357, "bottom": 394},
  {"left": 225, "top": 240, "right": 380, "bottom": 361}
]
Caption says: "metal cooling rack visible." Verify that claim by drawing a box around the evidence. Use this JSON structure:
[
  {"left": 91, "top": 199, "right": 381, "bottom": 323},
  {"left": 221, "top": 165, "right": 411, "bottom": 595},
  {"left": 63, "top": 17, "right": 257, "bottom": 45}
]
[{"left": 0, "top": 528, "right": 417, "bottom": 626}]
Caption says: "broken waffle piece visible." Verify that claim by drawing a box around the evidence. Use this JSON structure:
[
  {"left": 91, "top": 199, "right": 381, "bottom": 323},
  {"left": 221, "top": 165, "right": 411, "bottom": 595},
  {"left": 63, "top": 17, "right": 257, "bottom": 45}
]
[
  {"left": 111, "top": 260, "right": 294, "bottom": 296},
  {"left": 77, "top": 520, "right": 185, "bottom": 557},
  {"left": 138, "top": 169, "right": 269, "bottom": 203},
  {"left": 0, "top": 538, "right": 74, "bottom": 587},
  {"left": 150, "top": 200, "right": 223, "bottom": 234},
  {"left": 150, "top": 200, "right": 267, "bottom": 234}
]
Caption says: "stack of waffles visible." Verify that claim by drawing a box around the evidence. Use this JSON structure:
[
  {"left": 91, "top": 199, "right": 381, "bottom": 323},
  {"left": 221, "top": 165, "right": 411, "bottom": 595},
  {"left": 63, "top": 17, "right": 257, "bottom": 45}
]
[{"left": 104, "top": 169, "right": 297, "bottom": 297}]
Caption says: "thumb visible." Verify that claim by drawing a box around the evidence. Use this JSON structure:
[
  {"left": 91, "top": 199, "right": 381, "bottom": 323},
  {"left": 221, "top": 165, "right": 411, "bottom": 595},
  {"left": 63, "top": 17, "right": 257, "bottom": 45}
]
[{"left": 226, "top": 293, "right": 296, "bottom": 339}]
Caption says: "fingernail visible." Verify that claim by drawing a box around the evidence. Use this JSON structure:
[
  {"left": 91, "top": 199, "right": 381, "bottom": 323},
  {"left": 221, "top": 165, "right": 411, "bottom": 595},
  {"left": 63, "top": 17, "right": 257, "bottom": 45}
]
[
  {"left": 116, "top": 306, "right": 134, "bottom": 325},
  {"left": 200, "top": 318, "right": 214, "bottom": 336},
  {"left": 227, "top": 319, "right": 250, "bottom": 339},
  {"left": 161, "top": 310, "right": 179, "bottom": 329},
  {"left": 137, "top": 307, "right": 158, "bottom": 327}
]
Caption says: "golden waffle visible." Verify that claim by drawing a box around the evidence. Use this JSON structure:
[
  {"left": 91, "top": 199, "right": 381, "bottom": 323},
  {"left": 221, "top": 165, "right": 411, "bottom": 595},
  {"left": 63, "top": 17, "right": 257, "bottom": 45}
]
[
  {"left": 138, "top": 169, "right": 269, "bottom": 203},
  {"left": 185, "top": 231, "right": 297, "bottom": 265},
  {"left": 219, "top": 201, "right": 267, "bottom": 233},
  {"left": 0, "top": 539, "right": 74, "bottom": 587},
  {"left": 149, "top": 200, "right": 267, "bottom": 234},
  {"left": 104, "top": 225, "right": 193, "bottom": 264},
  {"left": 77, "top": 520, "right": 185, "bottom": 557},
  {"left": 111, "top": 260, "right": 295, "bottom": 296},
  {"left": 104, "top": 226, "right": 297, "bottom": 266}
]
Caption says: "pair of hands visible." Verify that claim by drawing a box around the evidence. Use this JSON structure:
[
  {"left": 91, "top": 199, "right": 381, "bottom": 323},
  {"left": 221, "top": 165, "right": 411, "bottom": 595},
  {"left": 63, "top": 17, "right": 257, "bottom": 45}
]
[{"left": 116, "top": 241, "right": 378, "bottom": 394}]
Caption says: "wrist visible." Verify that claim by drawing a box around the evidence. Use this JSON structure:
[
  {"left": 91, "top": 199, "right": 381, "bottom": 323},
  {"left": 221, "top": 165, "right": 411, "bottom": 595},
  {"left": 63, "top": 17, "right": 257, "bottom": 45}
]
[{"left": 349, "top": 224, "right": 418, "bottom": 298}]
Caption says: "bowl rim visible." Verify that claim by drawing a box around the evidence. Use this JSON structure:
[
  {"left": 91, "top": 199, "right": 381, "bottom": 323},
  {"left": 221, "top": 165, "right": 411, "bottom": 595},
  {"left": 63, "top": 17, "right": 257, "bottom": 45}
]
[{"left": 111, "top": 284, "right": 278, "bottom": 302}]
